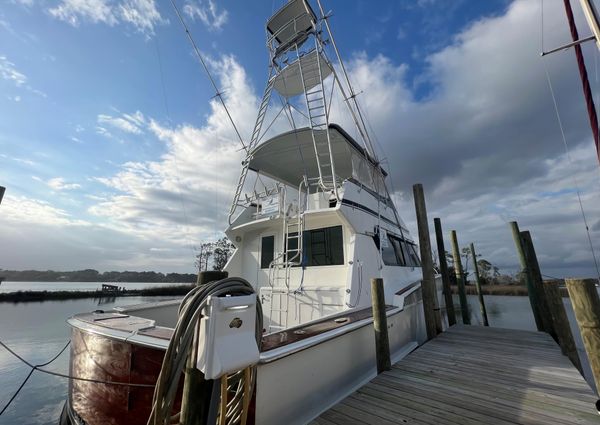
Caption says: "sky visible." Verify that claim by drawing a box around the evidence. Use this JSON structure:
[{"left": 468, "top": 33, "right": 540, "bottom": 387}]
[{"left": 0, "top": 0, "right": 599, "bottom": 278}]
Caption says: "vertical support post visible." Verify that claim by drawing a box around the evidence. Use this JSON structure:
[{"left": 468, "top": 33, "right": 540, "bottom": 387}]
[
  {"left": 371, "top": 278, "right": 391, "bottom": 374},
  {"left": 544, "top": 281, "right": 583, "bottom": 374},
  {"left": 413, "top": 184, "right": 442, "bottom": 338},
  {"left": 470, "top": 243, "right": 489, "bottom": 327},
  {"left": 450, "top": 230, "right": 470, "bottom": 325},
  {"left": 219, "top": 375, "right": 228, "bottom": 425},
  {"left": 521, "top": 231, "right": 556, "bottom": 340},
  {"left": 565, "top": 278, "right": 600, "bottom": 395},
  {"left": 180, "top": 332, "right": 213, "bottom": 425},
  {"left": 509, "top": 222, "right": 544, "bottom": 332},
  {"left": 434, "top": 218, "right": 457, "bottom": 326},
  {"left": 0, "top": 186, "right": 5, "bottom": 205}
]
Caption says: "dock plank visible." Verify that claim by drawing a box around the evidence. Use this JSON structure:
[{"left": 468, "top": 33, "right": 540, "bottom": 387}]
[{"left": 311, "top": 325, "right": 600, "bottom": 424}]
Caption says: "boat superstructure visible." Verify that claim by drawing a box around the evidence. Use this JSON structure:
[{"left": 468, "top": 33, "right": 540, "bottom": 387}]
[
  {"left": 61, "top": 2, "right": 445, "bottom": 425},
  {"left": 224, "top": 0, "right": 424, "bottom": 333}
]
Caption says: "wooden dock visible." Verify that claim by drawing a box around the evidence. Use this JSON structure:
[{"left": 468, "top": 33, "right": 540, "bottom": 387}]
[{"left": 312, "top": 325, "right": 600, "bottom": 425}]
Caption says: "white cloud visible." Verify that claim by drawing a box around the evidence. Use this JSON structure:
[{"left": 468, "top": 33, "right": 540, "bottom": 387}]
[
  {"left": 0, "top": 195, "right": 87, "bottom": 226},
  {"left": 47, "top": 177, "right": 82, "bottom": 191},
  {"left": 0, "top": 55, "right": 27, "bottom": 86},
  {"left": 97, "top": 110, "right": 145, "bottom": 135},
  {"left": 184, "top": 0, "right": 228, "bottom": 31},
  {"left": 49, "top": 0, "right": 118, "bottom": 27},
  {"left": 89, "top": 55, "right": 256, "bottom": 246},
  {"left": 118, "top": 0, "right": 164, "bottom": 35},
  {"left": 0, "top": 55, "right": 47, "bottom": 97},
  {"left": 49, "top": 0, "right": 164, "bottom": 35},
  {"left": 333, "top": 0, "right": 600, "bottom": 277}
]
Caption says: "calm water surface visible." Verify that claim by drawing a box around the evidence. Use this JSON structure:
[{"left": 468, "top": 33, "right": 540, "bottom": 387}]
[{"left": 0, "top": 293, "right": 595, "bottom": 424}]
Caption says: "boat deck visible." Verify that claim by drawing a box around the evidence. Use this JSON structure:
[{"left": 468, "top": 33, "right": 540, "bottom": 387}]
[{"left": 311, "top": 325, "right": 599, "bottom": 424}]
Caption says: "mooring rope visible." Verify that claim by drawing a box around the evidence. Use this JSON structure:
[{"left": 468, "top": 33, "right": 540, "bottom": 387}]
[
  {"left": 0, "top": 340, "right": 71, "bottom": 416},
  {"left": 0, "top": 338, "right": 157, "bottom": 416}
]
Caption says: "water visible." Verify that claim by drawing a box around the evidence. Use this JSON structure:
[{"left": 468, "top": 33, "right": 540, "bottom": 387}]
[
  {"left": 0, "top": 295, "right": 181, "bottom": 425},
  {"left": 0, "top": 281, "right": 187, "bottom": 293},
  {"left": 0, "top": 294, "right": 595, "bottom": 424}
]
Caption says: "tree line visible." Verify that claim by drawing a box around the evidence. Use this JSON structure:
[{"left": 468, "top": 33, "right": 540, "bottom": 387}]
[
  {"left": 0, "top": 269, "right": 197, "bottom": 283},
  {"left": 441, "top": 249, "right": 517, "bottom": 285}
]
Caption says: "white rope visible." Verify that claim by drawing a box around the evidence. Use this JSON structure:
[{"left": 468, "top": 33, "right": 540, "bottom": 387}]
[{"left": 543, "top": 64, "right": 600, "bottom": 281}]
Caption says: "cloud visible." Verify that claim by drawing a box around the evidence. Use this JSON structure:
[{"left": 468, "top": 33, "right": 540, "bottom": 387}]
[
  {"left": 0, "top": 55, "right": 27, "bottom": 86},
  {"left": 330, "top": 0, "right": 600, "bottom": 277},
  {"left": 49, "top": 0, "right": 164, "bottom": 35},
  {"left": 1, "top": 195, "right": 87, "bottom": 226},
  {"left": 2, "top": 155, "right": 37, "bottom": 166},
  {"left": 49, "top": 0, "right": 118, "bottom": 27},
  {"left": 47, "top": 177, "right": 81, "bottom": 191},
  {"left": 0, "top": 55, "right": 47, "bottom": 97},
  {"left": 33, "top": 176, "right": 81, "bottom": 191},
  {"left": 89, "top": 55, "right": 256, "bottom": 246},
  {"left": 183, "top": 0, "right": 228, "bottom": 31},
  {"left": 118, "top": 0, "right": 164, "bottom": 35},
  {"left": 97, "top": 110, "right": 145, "bottom": 135}
]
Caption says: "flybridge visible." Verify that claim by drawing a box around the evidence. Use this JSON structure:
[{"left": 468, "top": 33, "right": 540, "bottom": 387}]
[{"left": 247, "top": 125, "right": 387, "bottom": 195}]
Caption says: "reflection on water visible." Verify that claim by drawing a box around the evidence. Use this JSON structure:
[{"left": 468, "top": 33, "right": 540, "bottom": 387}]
[
  {"left": 0, "top": 296, "right": 179, "bottom": 425},
  {"left": 0, "top": 294, "right": 596, "bottom": 424}
]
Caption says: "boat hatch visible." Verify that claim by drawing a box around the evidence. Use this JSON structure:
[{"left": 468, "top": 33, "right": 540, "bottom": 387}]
[
  {"left": 248, "top": 124, "right": 387, "bottom": 194},
  {"left": 273, "top": 49, "right": 333, "bottom": 97},
  {"left": 267, "top": 0, "right": 317, "bottom": 52}
]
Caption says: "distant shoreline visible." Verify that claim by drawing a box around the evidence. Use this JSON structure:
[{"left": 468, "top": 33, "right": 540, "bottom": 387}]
[
  {"left": 0, "top": 284, "right": 195, "bottom": 303},
  {"left": 451, "top": 284, "right": 569, "bottom": 297}
]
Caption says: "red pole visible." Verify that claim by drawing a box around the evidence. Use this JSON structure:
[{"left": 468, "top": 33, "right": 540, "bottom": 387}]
[{"left": 562, "top": 0, "right": 600, "bottom": 163}]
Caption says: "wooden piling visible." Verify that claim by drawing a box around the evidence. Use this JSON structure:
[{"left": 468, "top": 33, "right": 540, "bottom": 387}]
[
  {"left": 180, "top": 333, "right": 213, "bottom": 425},
  {"left": 470, "top": 243, "right": 489, "bottom": 327},
  {"left": 544, "top": 281, "right": 582, "bottom": 374},
  {"left": 434, "top": 218, "right": 457, "bottom": 326},
  {"left": 509, "top": 222, "right": 544, "bottom": 332},
  {"left": 450, "top": 230, "right": 470, "bottom": 325},
  {"left": 413, "top": 184, "right": 442, "bottom": 338},
  {"left": 565, "top": 278, "right": 600, "bottom": 395},
  {"left": 371, "top": 278, "right": 391, "bottom": 374},
  {"left": 521, "top": 231, "right": 556, "bottom": 340}
]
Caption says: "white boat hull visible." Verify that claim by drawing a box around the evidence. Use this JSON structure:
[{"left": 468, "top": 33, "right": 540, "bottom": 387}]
[{"left": 255, "top": 301, "right": 426, "bottom": 424}]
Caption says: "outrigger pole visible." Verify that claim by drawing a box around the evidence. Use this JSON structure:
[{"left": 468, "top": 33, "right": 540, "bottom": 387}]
[
  {"left": 564, "top": 0, "right": 600, "bottom": 163},
  {"left": 542, "top": 0, "right": 600, "bottom": 163}
]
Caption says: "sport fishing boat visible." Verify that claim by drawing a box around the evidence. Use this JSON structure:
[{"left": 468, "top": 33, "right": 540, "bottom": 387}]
[{"left": 60, "top": 1, "right": 445, "bottom": 424}]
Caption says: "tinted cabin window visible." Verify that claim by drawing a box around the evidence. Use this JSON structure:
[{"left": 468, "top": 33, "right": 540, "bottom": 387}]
[
  {"left": 261, "top": 236, "right": 275, "bottom": 269},
  {"left": 380, "top": 230, "right": 421, "bottom": 267},
  {"left": 407, "top": 242, "right": 421, "bottom": 267},
  {"left": 305, "top": 226, "right": 344, "bottom": 266},
  {"left": 285, "top": 226, "right": 344, "bottom": 267},
  {"left": 381, "top": 235, "right": 398, "bottom": 266}
]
